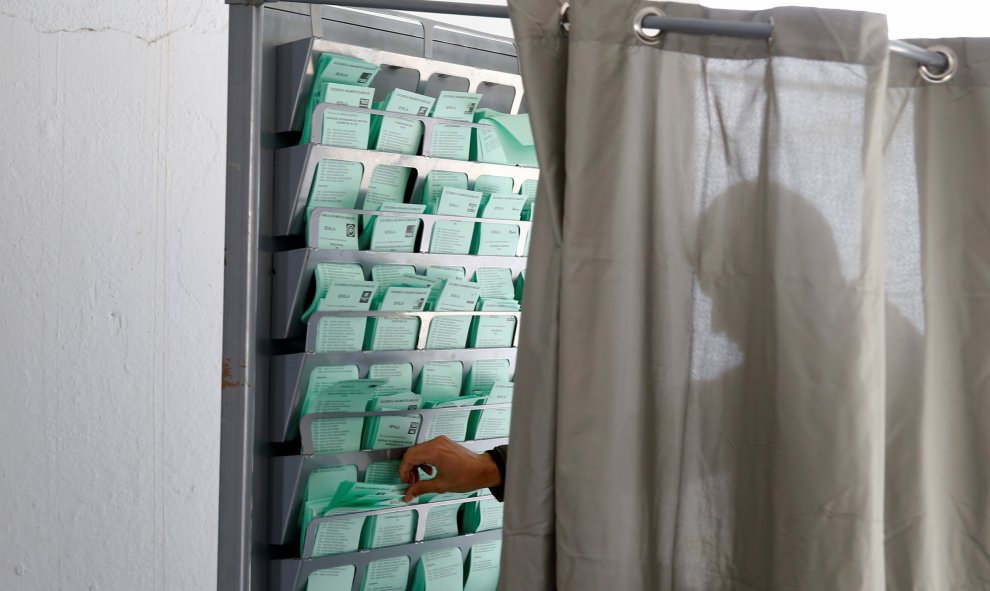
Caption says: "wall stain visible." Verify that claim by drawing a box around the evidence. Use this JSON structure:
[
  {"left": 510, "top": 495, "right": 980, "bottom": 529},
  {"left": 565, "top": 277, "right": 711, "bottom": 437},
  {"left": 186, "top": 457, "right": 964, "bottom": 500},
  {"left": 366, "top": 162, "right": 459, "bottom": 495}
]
[{"left": 221, "top": 358, "right": 242, "bottom": 389}]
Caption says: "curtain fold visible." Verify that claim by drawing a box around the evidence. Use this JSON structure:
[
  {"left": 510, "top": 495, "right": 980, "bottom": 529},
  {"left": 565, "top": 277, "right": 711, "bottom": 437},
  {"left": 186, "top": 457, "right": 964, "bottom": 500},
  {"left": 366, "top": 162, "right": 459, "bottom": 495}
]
[{"left": 504, "top": 1, "right": 990, "bottom": 589}]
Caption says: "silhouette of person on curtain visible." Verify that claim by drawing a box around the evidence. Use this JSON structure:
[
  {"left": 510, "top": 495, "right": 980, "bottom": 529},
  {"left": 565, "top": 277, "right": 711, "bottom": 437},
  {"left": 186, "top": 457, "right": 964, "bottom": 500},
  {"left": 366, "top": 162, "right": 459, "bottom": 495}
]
[{"left": 399, "top": 180, "right": 924, "bottom": 587}]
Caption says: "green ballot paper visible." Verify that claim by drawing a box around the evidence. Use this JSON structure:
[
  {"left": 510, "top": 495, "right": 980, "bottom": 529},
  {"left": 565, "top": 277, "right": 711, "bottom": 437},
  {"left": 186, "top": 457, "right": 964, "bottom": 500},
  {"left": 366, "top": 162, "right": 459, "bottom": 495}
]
[
  {"left": 361, "top": 509, "right": 416, "bottom": 549},
  {"left": 420, "top": 492, "right": 472, "bottom": 541},
  {"left": 416, "top": 361, "right": 464, "bottom": 404},
  {"left": 370, "top": 264, "right": 417, "bottom": 303},
  {"left": 426, "top": 279, "right": 482, "bottom": 350},
  {"left": 515, "top": 270, "right": 525, "bottom": 302},
  {"left": 317, "top": 83, "right": 376, "bottom": 148},
  {"left": 462, "top": 495, "right": 503, "bottom": 533},
  {"left": 330, "top": 481, "right": 410, "bottom": 508},
  {"left": 425, "top": 316, "right": 472, "bottom": 350},
  {"left": 473, "top": 175, "right": 514, "bottom": 197},
  {"left": 395, "top": 274, "right": 444, "bottom": 310},
  {"left": 306, "top": 365, "right": 360, "bottom": 400},
  {"left": 469, "top": 298, "right": 519, "bottom": 349},
  {"left": 423, "top": 396, "right": 481, "bottom": 442},
  {"left": 424, "top": 395, "right": 483, "bottom": 442},
  {"left": 425, "top": 265, "right": 465, "bottom": 281},
  {"left": 361, "top": 556, "right": 410, "bottom": 591},
  {"left": 373, "top": 89, "right": 436, "bottom": 155},
  {"left": 307, "top": 565, "right": 357, "bottom": 591},
  {"left": 467, "top": 382, "right": 513, "bottom": 440},
  {"left": 312, "top": 280, "right": 377, "bottom": 353},
  {"left": 305, "top": 465, "right": 360, "bottom": 505},
  {"left": 364, "top": 460, "right": 404, "bottom": 485},
  {"left": 301, "top": 262, "right": 366, "bottom": 322},
  {"left": 368, "top": 363, "right": 413, "bottom": 390},
  {"left": 410, "top": 547, "right": 464, "bottom": 591},
  {"left": 362, "top": 165, "right": 413, "bottom": 227},
  {"left": 312, "top": 508, "right": 366, "bottom": 557},
  {"left": 421, "top": 171, "right": 469, "bottom": 213},
  {"left": 302, "top": 379, "right": 389, "bottom": 454},
  {"left": 473, "top": 268, "right": 515, "bottom": 300},
  {"left": 463, "top": 540, "right": 502, "bottom": 591},
  {"left": 463, "top": 360, "right": 511, "bottom": 394},
  {"left": 429, "top": 187, "right": 482, "bottom": 255},
  {"left": 428, "top": 91, "right": 481, "bottom": 160},
  {"left": 299, "top": 52, "right": 379, "bottom": 143},
  {"left": 312, "top": 210, "right": 360, "bottom": 251},
  {"left": 364, "top": 391, "right": 422, "bottom": 451},
  {"left": 520, "top": 179, "right": 538, "bottom": 200},
  {"left": 366, "top": 286, "right": 430, "bottom": 352},
  {"left": 471, "top": 223, "right": 520, "bottom": 257},
  {"left": 472, "top": 109, "right": 538, "bottom": 167},
  {"left": 520, "top": 178, "right": 538, "bottom": 221},
  {"left": 479, "top": 192, "right": 526, "bottom": 221},
  {"left": 306, "top": 159, "right": 363, "bottom": 220},
  {"left": 360, "top": 202, "right": 424, "bottom": 253}
]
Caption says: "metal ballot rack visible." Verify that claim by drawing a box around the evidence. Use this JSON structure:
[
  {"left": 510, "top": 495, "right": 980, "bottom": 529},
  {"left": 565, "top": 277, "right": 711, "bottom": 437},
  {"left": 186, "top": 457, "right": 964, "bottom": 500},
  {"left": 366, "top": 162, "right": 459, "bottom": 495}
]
[{"left": 220, "top": 2, "right": 534, "bottom": 589}]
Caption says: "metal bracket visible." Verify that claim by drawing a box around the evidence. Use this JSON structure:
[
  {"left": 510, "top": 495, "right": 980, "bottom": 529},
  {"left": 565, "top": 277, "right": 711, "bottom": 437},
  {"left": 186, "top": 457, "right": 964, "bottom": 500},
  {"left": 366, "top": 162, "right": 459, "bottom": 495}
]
[{"left": 310, "top": 4, "right": 324, "bottom": 39}]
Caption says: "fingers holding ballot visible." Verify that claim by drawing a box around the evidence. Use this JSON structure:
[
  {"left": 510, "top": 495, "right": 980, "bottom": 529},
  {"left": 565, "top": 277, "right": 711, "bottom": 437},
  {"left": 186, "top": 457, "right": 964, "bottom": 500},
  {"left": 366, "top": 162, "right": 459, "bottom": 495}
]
[{"left": 399, "top": 436, "right": 502, "bottom": 502}]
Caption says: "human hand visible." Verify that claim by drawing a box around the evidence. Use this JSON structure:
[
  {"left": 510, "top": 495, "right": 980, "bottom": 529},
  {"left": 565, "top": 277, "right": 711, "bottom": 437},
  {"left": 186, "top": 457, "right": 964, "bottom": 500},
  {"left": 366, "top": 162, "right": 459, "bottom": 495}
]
[{"left": 399, "top": 436, "right": 502, "bottom": 502}]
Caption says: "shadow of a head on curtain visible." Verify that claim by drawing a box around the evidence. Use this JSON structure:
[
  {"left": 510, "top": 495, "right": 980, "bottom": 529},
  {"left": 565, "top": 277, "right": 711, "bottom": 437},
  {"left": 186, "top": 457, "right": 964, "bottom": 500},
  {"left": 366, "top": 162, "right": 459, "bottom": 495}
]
[
  {"left": 689, "top": 179, "right": 851, "bottom": 382},
  {"left": 683, "top": 179, "right": 922, "bottom": 577}
]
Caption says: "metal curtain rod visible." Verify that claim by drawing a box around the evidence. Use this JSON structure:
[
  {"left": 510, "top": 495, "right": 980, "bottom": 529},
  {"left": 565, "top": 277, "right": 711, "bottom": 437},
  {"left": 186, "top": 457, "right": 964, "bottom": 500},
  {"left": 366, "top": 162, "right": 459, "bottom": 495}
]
[{"left": 312, "top": 0, "right": 950, "bottom": 71}]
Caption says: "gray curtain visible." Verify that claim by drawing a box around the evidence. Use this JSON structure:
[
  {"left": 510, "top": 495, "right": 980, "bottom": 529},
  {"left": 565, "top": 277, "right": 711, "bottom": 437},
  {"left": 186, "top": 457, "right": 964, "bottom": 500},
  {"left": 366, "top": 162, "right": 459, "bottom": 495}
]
[{"left": 503, "top": 1, "right": 990, "bottom": 589}]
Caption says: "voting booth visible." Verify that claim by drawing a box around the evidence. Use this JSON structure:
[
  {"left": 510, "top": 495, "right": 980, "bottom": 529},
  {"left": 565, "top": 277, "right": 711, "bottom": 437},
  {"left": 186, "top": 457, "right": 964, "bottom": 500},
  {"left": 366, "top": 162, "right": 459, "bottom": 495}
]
[{"left": 220, "top": 3, "right": 537, "bottom": 590}]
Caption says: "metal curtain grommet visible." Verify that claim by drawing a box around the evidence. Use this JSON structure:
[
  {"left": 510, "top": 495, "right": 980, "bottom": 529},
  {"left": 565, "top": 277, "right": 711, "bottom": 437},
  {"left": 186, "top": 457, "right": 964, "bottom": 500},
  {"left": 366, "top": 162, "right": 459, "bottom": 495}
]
[
  {"left": 919, "top": 45, "right": 958, "bottom": 84},
  {"left": 633, "top": 6, "right": 665, "bottom": 45},
  {"left": 559, "top": 2, "right": 570, "bottom": 36}
]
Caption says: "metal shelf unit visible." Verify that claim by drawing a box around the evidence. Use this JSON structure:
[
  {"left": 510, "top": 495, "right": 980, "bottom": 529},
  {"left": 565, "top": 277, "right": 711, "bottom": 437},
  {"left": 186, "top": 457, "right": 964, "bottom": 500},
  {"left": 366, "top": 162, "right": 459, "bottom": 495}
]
[{"left": 221, "top": 2, "right": 534, "bottom": 590}]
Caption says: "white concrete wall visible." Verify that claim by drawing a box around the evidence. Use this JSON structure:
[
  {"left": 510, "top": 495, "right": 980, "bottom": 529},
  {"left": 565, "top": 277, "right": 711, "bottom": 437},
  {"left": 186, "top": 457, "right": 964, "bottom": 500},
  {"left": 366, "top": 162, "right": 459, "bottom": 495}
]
[
  {"left": 0, "top": 1, "right": 228, "bottom": 589},
  {"left": 0, "top": 2, "right": 507, "bottom": 590}
]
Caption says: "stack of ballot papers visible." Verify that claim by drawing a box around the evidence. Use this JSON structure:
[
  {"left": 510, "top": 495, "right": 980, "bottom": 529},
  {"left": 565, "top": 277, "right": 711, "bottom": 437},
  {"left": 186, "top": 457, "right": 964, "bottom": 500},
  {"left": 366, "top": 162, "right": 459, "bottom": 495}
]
[
  {"left": 358, "top": 202, "right": 425, "bottom": 253},
  {"left": 422, "top": 394, "right": 487, "bottom": 442},
  {"left": 301, "top": 262, "right": 368, "bottom": 323},
  {"left": 463, "top": 540, "right": 502, "bottom": 591},
  {"left": 471, "top": 109, "right": 537, "bottom": 167},
  {"left": 360, "top": 165, "right": 415, "bottom": 225},
  {"left": 316, "top": 82, "right": 376, "bottom": 149},
  {"left": 469, "top": 267, "right": 520, "bottom": 348},
  {"left": 371, "top": 89, "right": 436, "bottom": 155},
  {"left": 421, "top": 170, "right": 468, "bottom": 214},
  {"left": 424, "top": 279, "right": 482, "bottom": 350},
  {"left": 409, "top": 547, "right": 464, "bottom": 591},
  {"left": 416, "top": 360, "right": 464, "bottom": 404},
  {"left": 301, "top": 379, "right": 404, "bottom": 455},
  {"left": 428, "top": 91, "right": 481, "bottom": 160},
  {"left": 305, "top": 159, "right": 363, "bottom": 221},
  {"left": 300, "top": 53, "right": 379, "bottom": 144},
  {"left": 428, "top": 187, "right": 482, "bottom": 256},
  {"left": 368, "top": 362, "right": 414, "bottom": 389},
  {"left": 472, "top": 192, "right": 525, "bottom": 257},
  {"left": 308, "top": 208, "right": 360, "bottom": 251},
  {"left": 301, "top": 463, "right": 492, "bottom": 554},
  {"left": 463, "top": 359, "right": 511, "bottom": 395},
  {"left": 362, "top": 390, "right": 422, "bottom": 451},
  {"left": 312, "top": 283, "right": 378, "bottom": 353},
  {"left": 520, "top": 178, "right": 538, "bottom": 220},
  {"left": 462, "top": 492, "right": 504, "bottom": 533},
  {"left": 469, "top": 297, "right": 519, "bottom": 349},
  {"left": 466, "top": 382, "right": 513, "bottom": 440},
  {"left": 364, "top": 284, "right": 430, "bottom": 351},
  {"left": 473, "top": 174, "right": 514, "bottom": 197}
]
